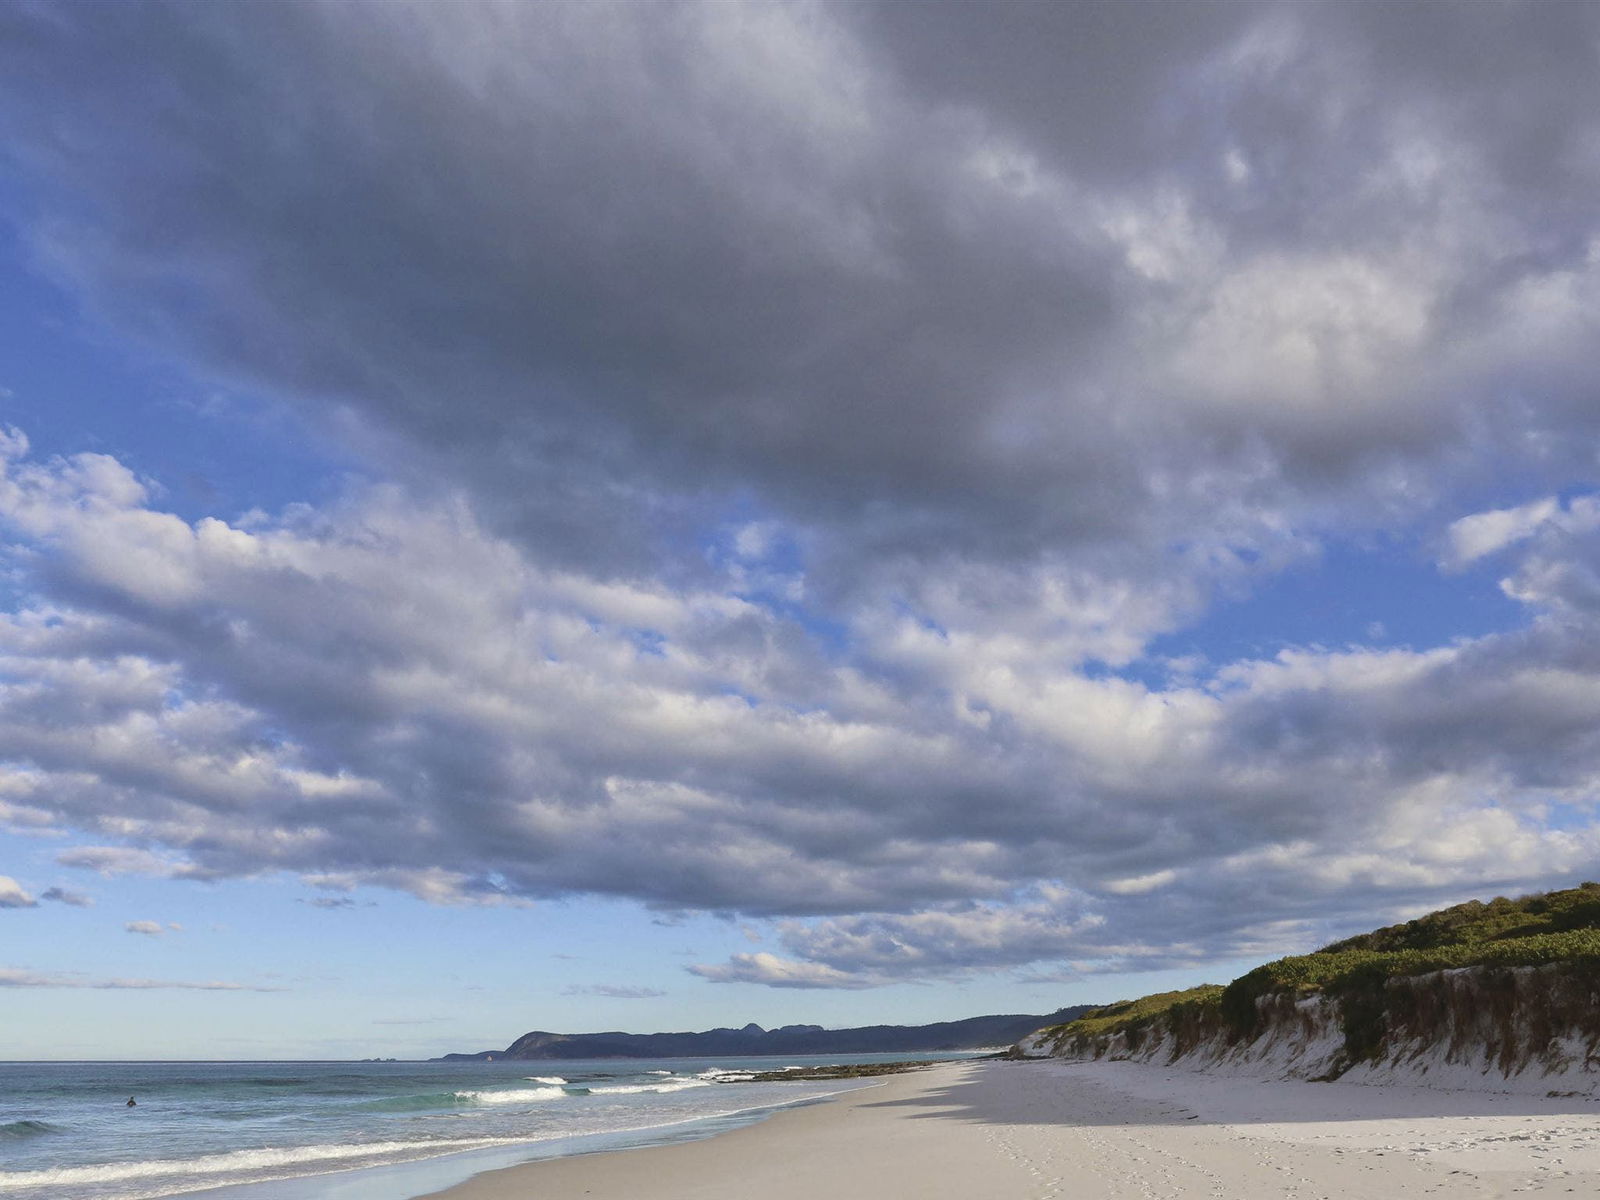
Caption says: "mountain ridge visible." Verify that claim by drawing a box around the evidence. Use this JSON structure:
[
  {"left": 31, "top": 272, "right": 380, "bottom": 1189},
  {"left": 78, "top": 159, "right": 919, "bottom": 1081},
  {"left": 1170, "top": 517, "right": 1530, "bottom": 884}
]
[{"left": 436, "top": 1007, "right": 1096, "bottom": 1060}]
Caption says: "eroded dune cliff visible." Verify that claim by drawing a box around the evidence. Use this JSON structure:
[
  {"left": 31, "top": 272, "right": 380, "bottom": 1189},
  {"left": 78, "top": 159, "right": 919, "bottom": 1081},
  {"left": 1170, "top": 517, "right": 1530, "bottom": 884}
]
[{"left": 1019, "top": 886, "right": 1600, "bottom": 1096}]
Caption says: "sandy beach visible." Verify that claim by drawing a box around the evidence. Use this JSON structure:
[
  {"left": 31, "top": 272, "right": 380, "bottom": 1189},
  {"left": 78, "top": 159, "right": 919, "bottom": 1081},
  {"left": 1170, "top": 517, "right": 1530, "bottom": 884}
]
[{"left": 420, "top": 1059, "right": 1600, "bottom": 1200}]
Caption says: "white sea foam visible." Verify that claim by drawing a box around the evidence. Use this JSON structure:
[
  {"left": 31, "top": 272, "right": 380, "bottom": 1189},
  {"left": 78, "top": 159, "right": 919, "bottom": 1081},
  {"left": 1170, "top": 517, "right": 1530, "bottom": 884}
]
[
  {"left": 2, "top": 1059, "right": 897, "bottom": 1200},
  {"left": 0, "top": 1135, "right": 524, "bottom": 1192},
  {"left": 453, "top": 1086, "right": 567, "bottom": 1105},
  {"left": 588, "top": 1078, "right": 712, "bottom": 1096}
]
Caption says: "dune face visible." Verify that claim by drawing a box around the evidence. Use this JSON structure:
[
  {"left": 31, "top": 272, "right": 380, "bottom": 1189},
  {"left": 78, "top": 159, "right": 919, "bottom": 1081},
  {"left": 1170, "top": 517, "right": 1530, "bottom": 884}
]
[
  {"left": 1023, "top": 964, "right": 1600, "bottom": 1094},
  {"left": 1020, "top": 885, "right": 1600, "bottom": 1095}
]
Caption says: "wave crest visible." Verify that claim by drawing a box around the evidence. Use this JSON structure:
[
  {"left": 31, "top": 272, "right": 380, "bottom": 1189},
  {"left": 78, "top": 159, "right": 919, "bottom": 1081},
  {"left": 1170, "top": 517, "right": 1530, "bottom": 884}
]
[
  {"left": 588, "top": 1078, "right": 711, "bottom": 1096},
  {"left": 453, "top": 1086, "right": 567, "bottom": 1105},
  {"left": 0, "top": 1135, "right": 523, "bottom": 1189}
]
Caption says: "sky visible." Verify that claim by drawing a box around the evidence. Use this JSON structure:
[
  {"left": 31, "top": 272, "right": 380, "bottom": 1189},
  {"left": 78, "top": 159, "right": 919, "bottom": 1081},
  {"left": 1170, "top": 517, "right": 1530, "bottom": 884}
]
[{"left": 2, "top": 0, "right": 1600, "bottom": 1060}]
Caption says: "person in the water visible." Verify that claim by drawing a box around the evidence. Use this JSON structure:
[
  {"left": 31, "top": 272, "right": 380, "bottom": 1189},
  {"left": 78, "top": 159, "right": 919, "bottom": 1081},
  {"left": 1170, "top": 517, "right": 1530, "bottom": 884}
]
[{"left": 126, "top": 1097, "right": 136, "bottom": 1107}]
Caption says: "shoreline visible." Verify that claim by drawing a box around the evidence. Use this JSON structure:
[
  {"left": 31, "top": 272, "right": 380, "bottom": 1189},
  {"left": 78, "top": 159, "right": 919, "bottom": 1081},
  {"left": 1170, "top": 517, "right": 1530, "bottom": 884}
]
[
  {"left": 182, "top": 1074, "right": 891, "bottom": 1200},
  {"left": 415, "top": 1058, "right": 1600, "bottom": 1200},
  {"left": 4, "top": 1053, "right": 985, "bottom": 1200}
]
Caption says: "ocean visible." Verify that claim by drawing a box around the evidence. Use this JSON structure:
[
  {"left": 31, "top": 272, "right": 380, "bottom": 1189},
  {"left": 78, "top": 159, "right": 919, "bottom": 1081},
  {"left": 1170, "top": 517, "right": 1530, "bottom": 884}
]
[{"left": 0, "top": 1053, "right": 979, "bottom": 1200}]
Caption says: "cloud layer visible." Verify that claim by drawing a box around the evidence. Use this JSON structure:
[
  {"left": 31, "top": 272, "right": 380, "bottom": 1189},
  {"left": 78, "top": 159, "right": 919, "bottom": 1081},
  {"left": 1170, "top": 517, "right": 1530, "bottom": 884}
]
[
  {"left": 0, "top": 968, "right": 280, "bottom": 992},
  {"left": 6, "top": 1, "right": 1599, "bottom": 581},
  {"left": 1, "top": 1, "right": 1600, "bottom": 987},
  {"left": 3, "top": 433, "right": 1600, "bottom": 984},
  {"left": 562, "top": 984, "right": 670, "bottom": 1000}
]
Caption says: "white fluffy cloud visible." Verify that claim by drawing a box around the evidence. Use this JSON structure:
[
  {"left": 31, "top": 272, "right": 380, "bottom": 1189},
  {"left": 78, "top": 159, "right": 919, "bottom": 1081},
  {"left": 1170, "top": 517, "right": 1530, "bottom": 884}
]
[
  {"left": 2, "top": 3, "right": 1600, "bottom": 988},
  {"left": 1446, "top": 498, "right": 1564, "bottom": 568},
  {"left": 0, "top": 876, "right": 37, "bottom": 908},
  {"left": 690, "top": 954, "right": 880, "bottom": 991},
  {"left": 2, "top": 438, "right": 1599, "bottom": 984}
]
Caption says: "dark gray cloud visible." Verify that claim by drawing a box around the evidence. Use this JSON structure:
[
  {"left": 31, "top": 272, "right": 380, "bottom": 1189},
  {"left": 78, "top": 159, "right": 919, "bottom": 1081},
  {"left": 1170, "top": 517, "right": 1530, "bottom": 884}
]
[
  {"left": 0, "top": 0, "right": 1107, "bottom": 576},
  {"left": 1, "top": 2, "right": 1600, "bottom": 987},
  {"left": 39, "top": 886, "right": 92, "bottom": 907},
  {"left": 4, "top": 0, "right": 1597, "bottom": 588}
]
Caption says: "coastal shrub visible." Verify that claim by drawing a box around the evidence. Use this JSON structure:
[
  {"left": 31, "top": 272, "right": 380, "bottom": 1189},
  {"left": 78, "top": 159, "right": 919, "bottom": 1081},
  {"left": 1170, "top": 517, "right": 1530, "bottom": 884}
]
[
  {"left": 1054, "top": 986, "right": 1224, "bottom": 1037},
  {"left": 1036, "top": 986, "right": 1224, "bottom": 1056},
  {"left": 1220, "top": 928, "right": 1600, "bottom": 1051},
  {"left": 1328, "top": 961, "right": 1394, "bottom": 1063},
  {"left": 1038, "top": 885, "right": 1600, "bottom": 1065},
  {"left": 1319, "top": 882, "right": 1600, "bottom": 954},
  {"left": 1080, "top": 927, "right": 1600, "bottom": 1053}
]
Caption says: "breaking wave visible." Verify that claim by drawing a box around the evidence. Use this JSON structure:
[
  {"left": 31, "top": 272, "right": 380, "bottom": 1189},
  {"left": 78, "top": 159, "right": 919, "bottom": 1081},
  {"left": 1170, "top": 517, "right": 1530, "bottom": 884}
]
[
  {"left": 0, "top": 1135, "right": 524, "bottom": 1194},
  {"left": 452, "top": 1086, "right": 568, "bottom": 1105},
  {"left": 586, "top": 1078, "right": 712, "bottom": 1096}
]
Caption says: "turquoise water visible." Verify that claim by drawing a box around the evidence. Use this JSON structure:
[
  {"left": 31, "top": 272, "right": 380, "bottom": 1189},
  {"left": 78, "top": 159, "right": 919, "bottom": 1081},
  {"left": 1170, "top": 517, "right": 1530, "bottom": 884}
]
[{"left": 0, "top": 1054, "right": 975, "bottom": 1200}]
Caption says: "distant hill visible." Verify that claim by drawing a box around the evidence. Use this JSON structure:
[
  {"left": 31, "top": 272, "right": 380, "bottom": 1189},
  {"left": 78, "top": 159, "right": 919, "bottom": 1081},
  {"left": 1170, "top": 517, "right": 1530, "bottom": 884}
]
[
  {"left": 436, "top": 1007, "right": 1097, "bottom": 1061},
  {"left": 1017, "top": 882, "right": 1600, "bottom": 1094}
]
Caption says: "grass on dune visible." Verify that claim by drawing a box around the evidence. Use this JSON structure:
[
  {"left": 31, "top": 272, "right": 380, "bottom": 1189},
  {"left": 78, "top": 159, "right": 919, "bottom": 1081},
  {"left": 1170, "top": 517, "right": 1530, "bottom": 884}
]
[{"left": 1036, "top": 883, "right": 1600, "bottom": 1054}]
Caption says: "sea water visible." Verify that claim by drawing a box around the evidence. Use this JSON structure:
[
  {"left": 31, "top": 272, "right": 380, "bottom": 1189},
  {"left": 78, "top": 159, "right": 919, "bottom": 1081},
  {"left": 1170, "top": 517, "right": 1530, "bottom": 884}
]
[{"left": 0, "top": 1053, "right": 978, "bottom": 1200}]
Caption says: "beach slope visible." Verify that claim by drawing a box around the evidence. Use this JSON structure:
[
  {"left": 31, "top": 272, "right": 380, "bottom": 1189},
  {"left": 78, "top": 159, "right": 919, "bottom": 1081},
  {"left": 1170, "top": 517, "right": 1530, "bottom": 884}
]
[{"left": 420, "top": 1059, "right": 1600, "bottom": 1199}]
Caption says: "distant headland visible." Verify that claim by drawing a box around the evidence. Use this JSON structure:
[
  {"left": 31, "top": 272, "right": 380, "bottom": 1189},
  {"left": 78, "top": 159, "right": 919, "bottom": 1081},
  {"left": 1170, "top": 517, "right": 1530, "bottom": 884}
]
[{"left": 435, "top": 1007, "right": 1095, "bottom": 1061}]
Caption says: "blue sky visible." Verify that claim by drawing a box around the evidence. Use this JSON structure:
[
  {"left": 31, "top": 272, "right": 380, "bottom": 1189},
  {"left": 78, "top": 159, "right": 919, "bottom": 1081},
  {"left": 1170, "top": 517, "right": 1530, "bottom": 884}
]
[{"left": 3, "top": 0, "right": 1600, "bottom": 1059}]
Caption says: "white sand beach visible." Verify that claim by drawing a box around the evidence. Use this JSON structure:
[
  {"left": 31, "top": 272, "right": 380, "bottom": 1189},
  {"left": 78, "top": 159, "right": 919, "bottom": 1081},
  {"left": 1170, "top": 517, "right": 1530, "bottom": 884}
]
[{"left": 420, "top": 1059, "right": 1600, "bottom": 1199}]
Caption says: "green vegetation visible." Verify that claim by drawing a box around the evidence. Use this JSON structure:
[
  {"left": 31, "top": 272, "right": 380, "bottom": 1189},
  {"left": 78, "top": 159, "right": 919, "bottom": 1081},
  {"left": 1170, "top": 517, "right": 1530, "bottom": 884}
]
[
  {"left": 1058, "top": 986, "right": 1225, "bottom": 1039},
  {"left": 1219, "top": 927, "right": 1600, "bottom": 1058},
  {"left": 1032, "top": 985, "right": 1224, "bottom": 1058},
  {"left": 1031, "top": 883, "right": 1600, "bottom": 1071},
  {"left": 1317, "top": 881, "right": 1600, "bottom": 953}
]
